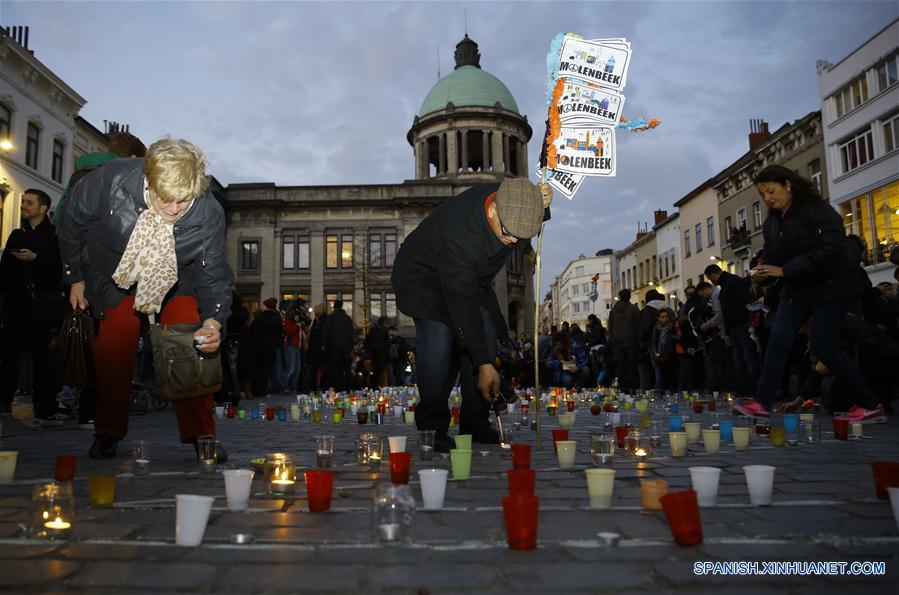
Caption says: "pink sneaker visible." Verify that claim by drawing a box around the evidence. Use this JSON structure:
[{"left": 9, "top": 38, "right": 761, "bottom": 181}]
[
  {"left": 733, "top": 400, "right": 770, "bottom": 418},
  {"left": 836, "top": 404, "right": 886, "bottom": 425}
]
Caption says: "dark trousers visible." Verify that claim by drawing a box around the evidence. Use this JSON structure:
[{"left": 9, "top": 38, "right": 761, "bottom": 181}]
[
  {"left": 326, "top": 347, "right": 351, "bottom": 391},
  {"left": 612, "top": 342, "right": 638, "bottom": 391},
  {"left": 731, "top": 326, "right": 760, "bottom": 396},
  {"left": 93, "top": 296, "right": 214, "bottom": 443},
  {"left": 414, "top": 307, "right": 496, "bottom": 437},
  {"left": 0, "top": 313, "right": 55, "bottom": 417},
  {"left": 703, "top": 337, "right": 726, "bottom": 391},
  {"left": 756, "top": 300, "right": 877, "bottom": 409},
  {"left": 252, "top": 356, "right": 275, "bottom": 398}
]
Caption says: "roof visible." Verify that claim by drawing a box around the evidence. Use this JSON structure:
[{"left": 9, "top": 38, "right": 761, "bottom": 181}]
[{"left": 419, "top": 65, "right": 519, "bottom": 116}]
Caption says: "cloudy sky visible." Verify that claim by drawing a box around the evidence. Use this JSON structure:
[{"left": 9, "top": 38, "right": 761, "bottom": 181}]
[{"left": 4, "top": 0, "right": 897, "bottom": 295}]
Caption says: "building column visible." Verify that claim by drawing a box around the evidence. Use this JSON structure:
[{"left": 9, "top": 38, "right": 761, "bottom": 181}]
[
  {"left": 516, "top": 139, "right": 526, "bottom": 176},
  {"left": 503, "top": 135, "right": 511, "bottom": 175},
  {"left": 460, "top": 130, "right": 469, "bottom": 173},
  {"left": 415, "top": 140, "right": 426, "bottom": 179},
  {"left": 446, "top": 129, "right": 458, "bottom": 177},
  {"left": 491, "top": 131, "right": 504, "bottom": 173},
  {"left": 481, "top": 131, "right": 490, "bottom": 172},
  {"left": 310, "top": 229, "right": 325, "bottom": 307},
  {"left": 438, "top": 133, "right": 446, "bottom": 176}
]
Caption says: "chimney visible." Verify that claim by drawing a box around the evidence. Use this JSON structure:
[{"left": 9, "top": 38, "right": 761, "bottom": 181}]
[
  {"left": 748, "top": 118, "right": 771, "bottom": 152},
  {"left": 653, "top": 209, "right": 668, "bottom": 226}
]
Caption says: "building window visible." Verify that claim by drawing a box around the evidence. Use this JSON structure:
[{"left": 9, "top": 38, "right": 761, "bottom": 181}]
[
  {"left": 341, "top": 234, "right": 353, "bottom": 268},
  {"left": 282, "top": 231, "right": 309, "bottom": 270},
  {"left": 877, "top": 55, "right": 898, "bottom": 92},
  {"left": 326, "top": 235, "right": 338, "bottom": 268},
  {"left": 326, "top": 292, "right": 354, "bottom": 318},
  {"left": 638, "top": 262, "right": 644, "bottom": 286},
  {"left": 370, "top": 291, "right": 397, "bottom": 326},
  {"left": 369, "top": 234, "right": 381, "bottom": 268},
  {"left": 572, "top": 284, "right": 579, "bottom": 296},
  {"left": 241, "top": 240, "right": 260, "bottom": 271},
  {"left": 51, "top": 139, "right": 65, "bottom": 183},
  {"left": 808, "top": 159, "right": 823, "bottom": 192},
  {"left": 737, "top": 207, "right": 748, "bottom": 230},
  {"left": 326, "top": 232, "right": 354, "bottom": 269},
  {"left": 26, "top": 122, "right": 40, "bottom": 169},
  {"left": 883, "top": 113, "right": 899, "bottom": 154},
  {"left": 839, "top": 127, "right": 875, "bottom": 174},
  {"left": 707, "top": 217, "right": 716, "bottom": 247},
  {"left": 695, "top": 223, "right": 703, "bottom": 252},
  {"left": 670, "top": 254, "right": 676, "bottom": 274},
  {"left": 724, "top": 216, "right": 733, "bottom": 241},
  {"left": 575, "top": 265, "right": 584, "bottom": 275},
  {"left": 835, "top": 76, "right": 868, "bottom": 118},
  {"left": 0, "top": 103, "right": 10, "bottom": 139},
  {"left": 684, "top": 230, "right": 691, "bottom": 258},
  {"left": 753, "top": 202, "right": 762, "bottom": 229}
]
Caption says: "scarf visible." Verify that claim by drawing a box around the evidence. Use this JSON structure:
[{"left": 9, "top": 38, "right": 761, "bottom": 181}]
[{"left": 111, "top": 207, "right": 178, "bottom": 315}]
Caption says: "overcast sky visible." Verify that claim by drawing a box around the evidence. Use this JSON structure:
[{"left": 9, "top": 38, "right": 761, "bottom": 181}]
[{"left": 4, "top": 0, "right": 897, "bottom": 296}]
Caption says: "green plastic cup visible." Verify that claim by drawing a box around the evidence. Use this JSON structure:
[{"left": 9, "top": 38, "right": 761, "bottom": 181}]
[
  {"left": 450, "top": 449, "right": 473, "bottom": 480},
  {"left": 454, "top": 434, "right": 472, "bottom": 450}
]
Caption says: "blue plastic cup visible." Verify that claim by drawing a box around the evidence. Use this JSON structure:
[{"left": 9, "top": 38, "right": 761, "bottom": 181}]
[
  {"left": 668, "top": 415, "right": 683, "bottom": 432},
  {"left": 277, "top": 410, "right": 287, "bottom": 422},
  {"left": 670, "top": 403, "right": 679, "bottom": 414},
  {"left": 783, "top": 414, "right": 798, "bottom": 433},
  {"left": 718, "top": 419, "right": 735, "bottom": 442}
]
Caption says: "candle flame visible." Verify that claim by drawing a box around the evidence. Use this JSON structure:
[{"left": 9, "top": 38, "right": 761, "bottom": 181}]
[
  {"left": 635, "top": 448, "right": 647, "bottom": 456},
  {"left": 43, "top": 511, "right": 49, "bottom": 520},
  {"left": 279, "top": 468, "right": 289, "bottom": 481}
]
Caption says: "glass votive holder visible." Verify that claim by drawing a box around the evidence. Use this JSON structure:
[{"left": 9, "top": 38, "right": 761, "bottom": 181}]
[
  {"left": 196, "top": 437, "right": 217, "bottom": 473},
  {"left": 265, "top": 453, "right": 297, "bottom": 496},
  {"left": 315, "top": 435, "right": 335, "bottom": 468},
  {"left": 367, "top": 439, "right": 384, "bottom": 467},
  {"left": 371, "top": 483, "right": 415, "bottom": 544},
  {"left": 357, "top": 410, "right": 369, "bottom": 425},
  {"left": 313, "top": 410, "right": 323, "bottom": 423},
  {"left": 356, "top": 433, "right": 378, "bottom": 464},
  {"left": 88, "top": 474, "right": 116, "bottom": 508},
  {"left": 800, "top": 420, "right": 822, "bottom": 443},
  {"left": 31, "top": 482, "right": 74, "bottom": 539},
  {"left": 418, "top": 430, "right": 435, "bottom": 461},
  {"left": 131, "top": 440, "right": 152, "bottom": 475},
  {"left": 590, "top": 433, "right": 615, "bottom": 465},
  {"left": 635, "top": 435, "right": 652, "bottom": 461}
]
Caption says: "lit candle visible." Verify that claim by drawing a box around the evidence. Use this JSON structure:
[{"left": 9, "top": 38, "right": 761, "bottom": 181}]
[
  {"left": 378, "top": 522, "right": 400, "bottom": 541},
  {"left": 44, "top": 516, "right": 72, "bottom": 537},
  {"left": 634, "top": 448, "right": 648, "bottom": 462},
  {"left": 270, "top": 468, "right": 296, "bottom": 495}
]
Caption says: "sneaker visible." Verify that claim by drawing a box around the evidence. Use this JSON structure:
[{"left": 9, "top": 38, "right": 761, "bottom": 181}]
[
  {"left": 433, "top": 433, "right": 455, "bottom": 453},
  {"left": 78, "top": 419, "right": 95, "bottom": 431},
  {"left": 89, "top": 434, "right": 118, "bottom": 459},
  {"left": 34, "top": 415, "right": 64, "bottom": 427},
  {"left": 835, "top": 404, "right": 886, "bottom": 425},
  {"left": 733, "top": 400, "right": 770, "bottom": 418}
]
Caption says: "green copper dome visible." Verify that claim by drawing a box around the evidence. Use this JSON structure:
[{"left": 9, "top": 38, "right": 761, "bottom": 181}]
[{"left": 419, "top": 65, "right": 519, "bottom": 116}]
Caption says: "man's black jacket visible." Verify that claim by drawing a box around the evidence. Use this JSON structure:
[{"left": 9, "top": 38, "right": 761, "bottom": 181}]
[
  {"left": 392, "top": 183, "right": 515, "bottom": 368},
  {"left": 323, "top": 308, "right": 354, "bottom": 351},
  {"left": 716, "top": 271, "right": 754, "bottom": 333},
  {"left": 0, "top": 217, "right": 62, "bottom": 311}
]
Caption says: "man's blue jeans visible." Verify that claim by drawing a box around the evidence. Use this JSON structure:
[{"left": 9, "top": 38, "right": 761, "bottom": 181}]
[{"left": 756, "top": 300, "right": 877, "bottom": 409}]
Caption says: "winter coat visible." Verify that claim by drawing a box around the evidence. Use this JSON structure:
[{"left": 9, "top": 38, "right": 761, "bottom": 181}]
[
  {"left": 639, "top": 300, "right": 671, "bottom": 350},
  {"left": 716, "top": 271, "right": 754, "bottom": 333},
  {"left": 0, "top": 218, "right": 62, "bottom": 311},
  {"left": 607, "top": 300, "right": 640, "bottom": 345},
  {"left": 323, "top": 308, "right": 355, "bottom": 350}
]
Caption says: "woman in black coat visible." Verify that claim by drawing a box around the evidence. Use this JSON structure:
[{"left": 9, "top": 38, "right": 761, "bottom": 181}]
[{"left": 733, "top": 165, "right": 884, "bottom": 424}]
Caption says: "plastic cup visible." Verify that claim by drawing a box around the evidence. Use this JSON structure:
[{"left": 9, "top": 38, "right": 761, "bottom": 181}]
[
  {"left": 743, "top": 465, "right": 775, "bottom": 506},
  {"left": 89, "top": 474, "right": 116, "bottom": 507},
  {"left": 732, "top": 427, "right": 750, "bottom": 451},
  {"left": 450, "top": 449, "right": 472, "bottom": 480},
  {"left": 871, "top": 461, "right": 899, "bottom": 500},
  {"left": 660, "top": 490, "right": 703, "bottom": 546},
  {"left": 668, "top": 415, "right": 683, "bottom": 432},
  {"left": 454, "top": 435, "right": 472, "bottom": 450},
  {"left": 418, "top": 430, "right": 435, "bottom": 461},
  {"left": 832, "top": 418, "right": 849, "bottom": 440},
  {"left": 290, "top": 404, "right": 301, "bottom": 421},
  {"left": 511, "top": 444, "right": 532, "bottom": 469},
  {"left": 175, "top": 494, "right": 215, "bottom": 546},
  {"left": 388, "top": 436, "right": 407, "bottom": 454},
  {"left": 585, "top": 468, "right": 615, "bottom": 509},
  {"left": 770, "top": 426, "right": 786, "bottom": 447},
  {"left": 888, "top": 487, "right": 899, "bottom": 533},
  {"left": 304, "top": 470, "right": 334, "bottom": 512},
  {"left": 389, "top": 452, "right": 412, "bottom": 485},
  {"left": 558, "top": 412, "right": 575, "bottom": 429},
  {"left": 718, "top": 420, "right": 734, "bottom": 442},
  {"left": 131, "top": 440, "right": 152, "bottom": 474},
  {"left": 0, "top": 451, "right": 18, "bottom": 485},
  {"left": 507, "top": 468, "right": 536, "bottom": 496},
  {"left": 451, "top": 406, "right": 461, "bottom": 425},
  {"left": 783, "top": 414, "right": 799, "bottom": 433},
  {"left": 54, "top": 455, "right": 78, "bottom": 482},
  {"left": 556, "top": 440, "right": 577, "bottom": 469},
  {"left": 223, "top": 469, "right": 255, "bottom": 512},
  {"left": 418, "top": 469, "right": 449, "bottom": 509},
  {"left": 404, "top": 411, "right": 415, "bottom": 425},
  {"left": 357, "top": 410, "right": 369, "bottom": 424},
  {"left": 614, "top": 425, "right": 631, "bottom": 448},
  {"left": 669, "top": 432, "right": 687, "bottom": 457},
  {"left": 502, "top": 495, "right": 539, "bottom": 550},
  {"left": 689, "top": 467, "right": 721, "bottom": 508},
  {"left": 551, "top": 429, "right": 569, "bottom": 453},
  {"left": 684, "top": 422, "right": 701, "bottom": 444},
  {"left": 851, "top": 422, "right": 863, "bottom": 438},
  {"left": 640, "top": 479, "right": 668, "bottom": 511},
  {"left": 702, "top": 430, "right": 720, "bottom": 455},
  {"left": 215, "top": 406, "right": 225, "bottom": 418}
]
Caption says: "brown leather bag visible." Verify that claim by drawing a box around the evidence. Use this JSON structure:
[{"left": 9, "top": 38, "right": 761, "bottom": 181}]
[
  {"left": 149, "top": 321, "right": 222, "bottom": 401},
  {"left": 57, "top": 310, "right": 95, "bottom": 387}
]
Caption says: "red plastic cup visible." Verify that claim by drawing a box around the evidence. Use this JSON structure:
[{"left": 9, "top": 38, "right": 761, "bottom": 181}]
[
  {"left": 377, "top": 402, "right": 387, "bottom": 415},
  {"left": 521, "top": 403, "right": 529, "bottom": 414},
  {"left": 507, "top": 469, "right": 536, "bottom": 496},
  {"left": 566, "top": 400, "right": 576, "bottom": 412},
  {"left": 871, "top": 461, "right": 899, "bottom": 500},
  {"left": 511, "top": 444, "right": 532, "bottom": 469},
  {"left": 707, "top": 401, "right": 717, "bottom": 412},
  {"left": 832, "top": 418, "right": 849, "bottom": 440},
  {"left": 357, "top": 410, "right": 368, "bottom": 424},
  {"left": 304, "top": 470, "right": 334, "bottom": 512},
  {"left": 265, "top": 407, "right": 275, "bottom": 421},
  {"left": 226, "top": 406, "right": 236, "bottom": 419},
  {"left": 755, "top": 422, "right": 771, "bottom": 435},
  {"left": 615, "top": 425, "right": 631, "bottom": 448},
  {"left": 55, "top": 455, "right": 78, "bottom": 482},
  {"left": 451, "top": 406, "right": 461, "bottom": 425},
  {"left": 502, "top": 495, "right": 539, "bottom": 550},
  {"left": 551, "top": 429, "right": 569, "bottom": 453},
  {"left": 389, "top": 452, "right": 412, "bottom": 485},
  {"left": 660, "top": 490, "right": 703, "bottom": 546}
]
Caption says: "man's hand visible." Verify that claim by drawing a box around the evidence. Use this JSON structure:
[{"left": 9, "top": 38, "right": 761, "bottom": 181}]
[
  {"left": 723, "top": 335, "right": 733, "bottom": 347},
  {"left": 12, "top": 248, "right": 36, "bottom": 262},
  {"left": 69, "top": 281, "right": 89, "bottom": 311},
  {"left": 477, "top": 363, "right": 501, "bottom": 404},
  {"left": 537, "top": 181, "right": 553, "bottom": 208},
  {"left": 194, "top": 318, "right": 222, "bottom": 354}
]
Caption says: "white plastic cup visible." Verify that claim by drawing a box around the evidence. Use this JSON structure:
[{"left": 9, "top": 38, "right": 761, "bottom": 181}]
[
  {"left": 743, "top": 465, "right": 775, "bottom": 506},
  {"left": 223, "top": 469, "right": 255, "bottom": 512},
  {"left": 0, "top": 451, "right": 18, "bottom": 485},
  {"left": 556, "top": 440, "right": 577, "bottom": 469},
  {"left": 214, "top": 406, "right": 225, "bottom": 418},
  {"left": 689, "top": 466, "right": 722, "bottom": 508},
  {"left": 585, "top": 468, "right": 615, "bottom": 509},
  {"left": 418, "top": 469, "right": 449, "bottom": 510},
  {"left": 888, "top": 487, "right": 899, "bottom": 533},
  {"left": 175, "top": 494, "right": 215, "bottom": 546},
  {"left": 388, "top": 436, "right": 407, "bottom": 454},
  {"left": 393, "top": 405, "right": 404, "bottom": 418}
]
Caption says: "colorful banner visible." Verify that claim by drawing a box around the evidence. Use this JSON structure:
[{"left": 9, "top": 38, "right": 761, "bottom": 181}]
[
  {"left": 535, "top": 164, "right": 586, "bottom": 200},
  {"left": 557, "top": 78, "right": 625, "bottom": 127},
  {"left": 558, "top": 38, "right": 631, "bottom": 91},
  {"left": 551, "top": 126, "right": 616, "bottom": 177}
]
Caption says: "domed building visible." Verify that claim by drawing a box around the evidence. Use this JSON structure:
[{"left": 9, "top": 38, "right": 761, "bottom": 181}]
[{"left": 222, "top": 35, "right": 535, "bottom": 344}]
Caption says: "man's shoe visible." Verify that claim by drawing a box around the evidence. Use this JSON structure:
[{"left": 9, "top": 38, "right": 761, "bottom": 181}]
[
  {"left": 34, "top": 415, "right": 63, "bottom": 427},
  {"left": 78, "top": 419, "right": 95, "bottom": 431},
  {"left": 836, "top": 404, "right": 886, "bottom": 425},
  {"left": 89, "top": 434, "right": 118, "bottom": 459},
  {"left": 733, "top": 400, "right": 770, "bottom": 418},
  {"left": 434, "top": 433, "right": 455, "bottom": 453}
]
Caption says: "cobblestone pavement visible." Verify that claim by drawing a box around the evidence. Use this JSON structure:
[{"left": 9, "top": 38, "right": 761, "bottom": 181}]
[{"left": 1, "top": 393, "right": 898, "bottom": 594}]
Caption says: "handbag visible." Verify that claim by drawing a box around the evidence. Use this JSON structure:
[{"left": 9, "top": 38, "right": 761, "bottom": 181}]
[
  {"left": 149, "top": 319, "right": 222, "bottom": 401},
  {"left": 57, "top": 309, "right": 96, "bottom": 387}
]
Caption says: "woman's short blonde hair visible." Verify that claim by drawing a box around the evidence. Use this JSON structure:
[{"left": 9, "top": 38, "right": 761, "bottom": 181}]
[{"left": 144, "top": 138, "right": 208, "bottom": 202}]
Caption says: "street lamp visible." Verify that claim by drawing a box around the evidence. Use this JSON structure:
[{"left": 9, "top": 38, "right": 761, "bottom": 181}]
[{"left": 0, "top": 139, "right": 13, "bottom": 152}]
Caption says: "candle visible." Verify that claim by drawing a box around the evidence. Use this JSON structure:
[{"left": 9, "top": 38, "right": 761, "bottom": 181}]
[
  {"left": 634, "top": 448, "right": 648, "bottom": 462},
  {"left": 44, "top": 516, "right": 72, "bottom": 537},
  {"left": 378, "top": 522, "right": 400, "bottom": 541}
]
